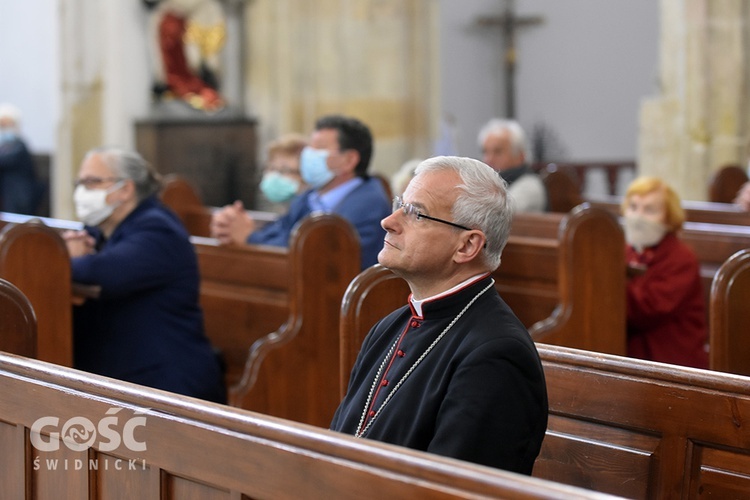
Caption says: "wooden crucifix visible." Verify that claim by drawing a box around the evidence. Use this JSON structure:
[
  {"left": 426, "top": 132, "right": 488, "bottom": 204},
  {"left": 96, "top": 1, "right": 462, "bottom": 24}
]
[{"left": 476, "top": 0, "right": 544, "bottom": 118}]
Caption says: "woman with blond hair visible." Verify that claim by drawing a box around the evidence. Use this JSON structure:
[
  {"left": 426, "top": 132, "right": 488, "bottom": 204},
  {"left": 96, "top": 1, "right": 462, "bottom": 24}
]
[{"left": 621, "top": 176, "right": 708, "bottom": 369}]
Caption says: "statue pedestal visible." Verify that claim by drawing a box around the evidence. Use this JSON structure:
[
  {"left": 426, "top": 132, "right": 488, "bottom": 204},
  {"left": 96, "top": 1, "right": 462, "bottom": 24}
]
[{"left": 135, "top": 115, "right": 259, "bottom": 209}]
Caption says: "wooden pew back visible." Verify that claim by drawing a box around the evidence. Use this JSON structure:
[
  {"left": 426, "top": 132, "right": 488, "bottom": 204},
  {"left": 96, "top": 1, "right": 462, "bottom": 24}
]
[
  {"left": 0, "top": 278, "right": 36, "bottom": 358},
  {"left": 0, "top": 352, "right": 609, "bottom": 499},
  {"left": 339, "top": 264, "right": 412, "bottom": 396},
  {"left": 338, "top": 267, "right": 750, "bottom": 498},
  {"left": 708, "top": 163, "right": 748, "bottom": 203},
  {"left": 539, "top": 165, "right": 584, "bottom": 212},
  {"left": 710, "top": 248, "right": 750, "bottom": 376},
  {"left": 161, "top": 173, "right": 278, "bottom": 237},
  {"left": 537, "top": 344, "right": 750, "bottom": 498},
  {"left": 527, "top": 205, "right": 626, "bottom": 355},
  {"left": 192, "top": 236, "right": 291, "bottom": 390},
  {"left": 587, "top": 194, "right": 750, "bottom": 228},
  {"left": 160, "top": 173, "right": 212, "bottom": 236},
  {"left": 510, "top": 209, "right": 750, "bottom": 321},
  {"left": 495, "top": 205, "right": 626, "bottom": 354},
  {"left": 0, "top": 219, "right": 73, "bottom": 366},
  {"left": 229, "top": 214, "right": 362, "bottom": 427}
]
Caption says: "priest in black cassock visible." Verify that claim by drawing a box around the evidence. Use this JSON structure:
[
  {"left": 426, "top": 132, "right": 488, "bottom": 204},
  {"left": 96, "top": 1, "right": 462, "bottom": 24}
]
[{"left": 331, "top": 155, "right": 548, "bottom": 474}]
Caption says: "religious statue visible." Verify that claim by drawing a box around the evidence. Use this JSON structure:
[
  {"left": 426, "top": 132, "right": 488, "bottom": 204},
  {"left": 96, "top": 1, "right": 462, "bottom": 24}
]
[{"left": 145, "top": 0, "right": 227, "bottom": 112}]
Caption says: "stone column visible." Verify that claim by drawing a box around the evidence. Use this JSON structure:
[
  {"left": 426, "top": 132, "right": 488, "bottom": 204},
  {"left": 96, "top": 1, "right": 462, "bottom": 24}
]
[{"left": 639, "top": 0, "right": 750, "bottom": 201}]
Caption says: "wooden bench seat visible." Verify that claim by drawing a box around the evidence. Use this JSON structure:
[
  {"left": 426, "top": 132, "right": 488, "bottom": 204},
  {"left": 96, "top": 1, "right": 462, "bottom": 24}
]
[
  {"left": 339, "top": 266, "right": 750, "bottom": 499},
  {"left": 0, "top": 217, "right": 73, "bottom": 367},
  {"left": 0, "top": 352, "right": 609, "bottom": 499},
  {"left": 709, "top": 248, "right": 750, "bottom": 376},
  {"left": 191, "top": 236, "right": 291, "bottom": 390},
  {"left": 161, "top": 174, "right": 278, "bottom": 237},
  {"left": 537, "top": 344, "right": 750, "bottom": 499},
  {"left": 0, "top": 210, "right": 362, "bottom": 427},
  {"left": 0, "top": 278, "right": 36, "bottom": 358},
  {"left": 224, "top": 213, "right": 361, "bottom": 427}
]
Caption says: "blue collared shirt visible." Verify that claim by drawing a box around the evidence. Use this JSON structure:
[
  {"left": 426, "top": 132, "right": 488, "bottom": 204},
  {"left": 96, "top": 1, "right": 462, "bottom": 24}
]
[{"left": 308, "top": 177, "right": 365, "bottom": 213}]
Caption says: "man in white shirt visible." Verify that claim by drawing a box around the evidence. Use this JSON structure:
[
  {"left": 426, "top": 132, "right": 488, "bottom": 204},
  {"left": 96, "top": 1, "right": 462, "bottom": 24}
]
[{"left": 478, "top": 118, "right": 547, "bottom": 212}]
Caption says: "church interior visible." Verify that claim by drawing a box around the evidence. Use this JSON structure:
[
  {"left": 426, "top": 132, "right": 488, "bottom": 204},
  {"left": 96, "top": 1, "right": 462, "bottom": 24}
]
[{"left": 1, "top": 1, "right": 750, "bottom": 498}]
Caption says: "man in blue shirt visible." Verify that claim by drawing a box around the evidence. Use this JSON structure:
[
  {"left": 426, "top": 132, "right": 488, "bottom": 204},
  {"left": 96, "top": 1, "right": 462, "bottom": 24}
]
[{"left": 211, "top": 115, "right": 390, "bottom": 269}]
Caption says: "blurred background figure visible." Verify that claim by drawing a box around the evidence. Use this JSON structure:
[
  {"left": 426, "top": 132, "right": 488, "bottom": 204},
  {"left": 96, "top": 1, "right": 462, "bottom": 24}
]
[
  {"left": 621, "top": 176, "right": 708, "bottom": 369},
  {"left": 0, "top": 103, "right": 42, "bottom": 215},
  {"left": 210, "top": 114, "right": 390, "bottom": 270},
  {"left": 64, "top": 146, "right": 226, "bottom": 403},
  {"left": 389, "top": 158, "right": 422, "bottom": 198},
  {"left": 257, "top": 132, "right": 308, "bottom": 212},
  {"left": 478, "top": 118, "right": 547, "bottom": 213}
]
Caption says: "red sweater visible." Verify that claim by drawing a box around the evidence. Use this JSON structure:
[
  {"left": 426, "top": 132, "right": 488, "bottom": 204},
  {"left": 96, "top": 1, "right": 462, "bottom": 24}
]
[{"left": 626, "top": 232, "right": 709, "bottom": 369}]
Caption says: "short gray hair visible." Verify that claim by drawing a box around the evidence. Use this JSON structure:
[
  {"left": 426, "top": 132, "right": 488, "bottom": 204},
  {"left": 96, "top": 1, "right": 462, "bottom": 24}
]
[
  {"left": 477, "top": 118, "right": 528, "bottom": 158},
  {"left": 85, "top": 147, "right": 162, "bottom": 201},
  {"left": 414, "top": 156, "right": 513, "bottom": 270}
]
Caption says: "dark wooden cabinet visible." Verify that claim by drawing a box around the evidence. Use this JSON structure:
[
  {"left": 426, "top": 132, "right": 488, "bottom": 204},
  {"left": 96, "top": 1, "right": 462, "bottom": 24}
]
[{"left": 135, "top": 117, "right": 259, "bottom": 208}]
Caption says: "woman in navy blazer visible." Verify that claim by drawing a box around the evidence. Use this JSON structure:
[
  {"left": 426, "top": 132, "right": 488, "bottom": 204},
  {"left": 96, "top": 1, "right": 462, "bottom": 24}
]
[{"left": 64, "top": 147, "right": 225, "bottom": 403}]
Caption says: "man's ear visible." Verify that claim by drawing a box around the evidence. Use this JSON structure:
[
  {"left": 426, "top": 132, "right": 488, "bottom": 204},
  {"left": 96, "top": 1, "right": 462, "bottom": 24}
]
[
  {"left": 342, "top": 149, "right": 360, "bottom": 174},
  {"left": 454, "top": 231, "right": 486, "bottom": 264}
]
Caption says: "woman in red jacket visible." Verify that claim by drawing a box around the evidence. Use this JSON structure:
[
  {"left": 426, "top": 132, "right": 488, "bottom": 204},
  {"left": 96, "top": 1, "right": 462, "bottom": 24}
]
[{"left": 621, "top": 177, "right": 708, "bottom": 369}]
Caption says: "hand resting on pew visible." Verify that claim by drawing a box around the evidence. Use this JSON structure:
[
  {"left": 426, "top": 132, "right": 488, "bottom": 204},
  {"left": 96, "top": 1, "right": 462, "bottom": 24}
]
[
  {"left": 61, "top": 229, "right": 96, "bottom": 257},
  {"left": 70, "top": 282, "right": 101, "bottom": 305}
]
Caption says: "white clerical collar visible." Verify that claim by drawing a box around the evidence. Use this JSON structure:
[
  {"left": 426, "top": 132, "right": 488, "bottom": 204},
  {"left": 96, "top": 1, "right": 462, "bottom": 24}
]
[{"left": 410, "top": 273, "right": 489, "bottom": 317}]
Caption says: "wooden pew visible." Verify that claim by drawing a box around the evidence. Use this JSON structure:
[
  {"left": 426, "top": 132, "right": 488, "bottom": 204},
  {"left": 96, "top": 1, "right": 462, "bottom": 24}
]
[
  {"left": 509, "top": 209, "right": 750, "bottom": 323},
  {"left": 0, "top": 278, "right": 36, "bottom": 358},
  {"left": 499, "top": 204, "right": 626, "bottom": 355},
  {"left": 708, "top": 163, "right": 748, "bottom": 203},
  {"left": 192, "top": 213, "right": 362, "bottom": 427},
  {"left": 526, "top": 205, "right": 625, "bottom": 354},
  {"left": 537, "top": 344, "right": 750, "bottom": 499},
  {"left": 191, "top": 236, "right": 291, "bottom": 391},
  {"left": 709, "top": 248, "right": 750, "bottom": 376},
  {"left": 0, "top": 218, "right": 73, "bottom": 367},
  {"left": 339, "top": 267, "right": 750, "bottom": 499},
  {"left": 161, "top": 174, "right": 278, "bottom": 237},
  {"left": 532, "top": 160, "right": 636, "bottom": 198},
  {"left": 539, "top": 165, "right": 583, "bottom": 212},
  {"left": 0, "top": 353, "right": 612, "bottom": 499},
  {"left": 0, "top": 209, "right": 362, "bottom": 426},
  {"left": 587, "top": 193, "right": 750, "bottom": 227},
  {"left": 228, "top": 214, "right": 361, "bottom": 427}
]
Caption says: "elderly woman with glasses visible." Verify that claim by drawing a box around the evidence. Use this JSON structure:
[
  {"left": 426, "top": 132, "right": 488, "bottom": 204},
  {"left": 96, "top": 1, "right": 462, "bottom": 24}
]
[{"left": 63, "top": 146, "right": 226, "bottom": 403}]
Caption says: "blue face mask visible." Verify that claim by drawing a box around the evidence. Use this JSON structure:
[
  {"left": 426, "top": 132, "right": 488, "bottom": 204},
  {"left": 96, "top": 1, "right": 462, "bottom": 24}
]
[
  {"left": 300, "top": 147, "right": 334, "bottom": 189},
  {"left": 259, "top": 171, "right": 300, "bottom": 203}
]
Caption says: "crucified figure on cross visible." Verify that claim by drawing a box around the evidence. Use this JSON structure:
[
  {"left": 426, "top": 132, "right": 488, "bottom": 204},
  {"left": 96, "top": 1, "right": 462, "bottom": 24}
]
[{"left": 476, "top": 0, "right": 543, "bottom": 118}]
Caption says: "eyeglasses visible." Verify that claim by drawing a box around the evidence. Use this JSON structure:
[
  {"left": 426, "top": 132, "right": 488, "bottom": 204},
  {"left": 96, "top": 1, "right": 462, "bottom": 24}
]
[
  {"left": 265, "top": 165, "right": 300, "bottom": 176},
  {"left": 392, "top": 196, "right": 472, "bottom": 231},
  {"left": 74, "top": 176, "right": 123, "bottom": 189}
]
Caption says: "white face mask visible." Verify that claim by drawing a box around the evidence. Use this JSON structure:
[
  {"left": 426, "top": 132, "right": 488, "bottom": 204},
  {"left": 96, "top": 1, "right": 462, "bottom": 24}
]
[
  {"left": 623, "top": 214, "right": 668, "bottom": 252},
  {"left": 74, "top": 181, "right": 125, "bottom": 226}
]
